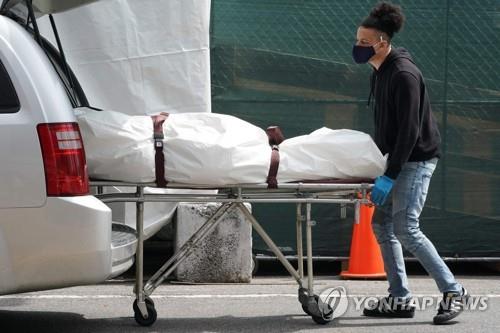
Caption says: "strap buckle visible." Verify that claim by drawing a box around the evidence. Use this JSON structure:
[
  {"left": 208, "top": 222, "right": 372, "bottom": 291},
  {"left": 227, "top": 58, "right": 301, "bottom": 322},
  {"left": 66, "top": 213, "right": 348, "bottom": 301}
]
[{"left": 154, "top": 133, "right": 164, "bottom": 148}]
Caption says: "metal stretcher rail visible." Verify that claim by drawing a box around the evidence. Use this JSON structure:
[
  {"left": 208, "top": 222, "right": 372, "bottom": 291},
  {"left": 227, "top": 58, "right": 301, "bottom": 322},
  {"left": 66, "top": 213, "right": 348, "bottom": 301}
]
[{"left": 91, "top": 180, "right": 373, "bottom": 326}]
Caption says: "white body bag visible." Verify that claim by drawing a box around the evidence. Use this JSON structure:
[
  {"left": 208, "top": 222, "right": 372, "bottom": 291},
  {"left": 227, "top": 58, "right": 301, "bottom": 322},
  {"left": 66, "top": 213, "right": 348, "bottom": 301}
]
[{"left": 76, "top": 109, "right": 387, "bottom": 185}]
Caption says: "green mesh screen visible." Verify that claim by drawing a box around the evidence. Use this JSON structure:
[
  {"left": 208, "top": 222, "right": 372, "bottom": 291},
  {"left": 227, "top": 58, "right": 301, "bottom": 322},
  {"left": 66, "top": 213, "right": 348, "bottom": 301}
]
[{"left": 210, "top": 0, "right": 500, "bottom": 258}]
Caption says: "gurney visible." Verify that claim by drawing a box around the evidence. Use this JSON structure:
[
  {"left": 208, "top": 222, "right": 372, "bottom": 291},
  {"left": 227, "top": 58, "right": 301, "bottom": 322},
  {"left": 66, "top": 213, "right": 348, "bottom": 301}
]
[
  {"left": 83, "top": 109, "right": 381, "bottom": 325},
  {"left": 91, "top": 178, "right": 373, "bottom": 326}
]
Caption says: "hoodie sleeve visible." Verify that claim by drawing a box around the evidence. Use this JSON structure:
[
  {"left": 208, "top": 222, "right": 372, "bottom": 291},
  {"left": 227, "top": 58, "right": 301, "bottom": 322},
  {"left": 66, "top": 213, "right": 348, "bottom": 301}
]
[{"left": 385, "top": 71, "right": 421, "bottom": 179}]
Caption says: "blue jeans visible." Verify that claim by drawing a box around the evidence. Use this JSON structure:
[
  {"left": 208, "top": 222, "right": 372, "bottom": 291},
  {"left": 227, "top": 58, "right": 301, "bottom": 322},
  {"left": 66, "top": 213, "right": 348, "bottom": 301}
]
[{"left": 372, "top": 158, "right": 462, "bottom": 299}]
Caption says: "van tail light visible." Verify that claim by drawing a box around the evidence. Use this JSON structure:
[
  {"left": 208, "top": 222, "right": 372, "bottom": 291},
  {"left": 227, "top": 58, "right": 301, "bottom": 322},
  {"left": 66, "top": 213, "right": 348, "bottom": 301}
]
[{"left": 37, "top": 122, "right": 89, "bottom": 196}]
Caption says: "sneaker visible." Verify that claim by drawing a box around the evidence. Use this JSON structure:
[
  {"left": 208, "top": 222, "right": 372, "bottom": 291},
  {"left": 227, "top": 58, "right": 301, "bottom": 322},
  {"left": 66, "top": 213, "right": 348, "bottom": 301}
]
[
  {"left": 363, "top": 295, "right": 415, "bottom": 318},
  {"left": 433, "top": 287, "right": 470, "bottom": 325}
]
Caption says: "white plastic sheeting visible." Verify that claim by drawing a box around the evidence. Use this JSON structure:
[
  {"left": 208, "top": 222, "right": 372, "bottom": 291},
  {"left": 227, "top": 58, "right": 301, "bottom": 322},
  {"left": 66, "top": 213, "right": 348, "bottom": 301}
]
[
  {"left": 278, "top": 128, "right": 388, "bottom": 182},
  {"left": 77, "top": 109, "right": 387, "bottom": 184},
  {"left": 36, "top": 0, "right": 212, "bottom": 236},
  {"left": 162, "top": 113, "right": 272, "bottom": 185},
  {"left": 38, "top": 0, "right": 211, "bottom": 115},
  {"left": 76, "top": 109, "right": 271, "bottom": 184}
]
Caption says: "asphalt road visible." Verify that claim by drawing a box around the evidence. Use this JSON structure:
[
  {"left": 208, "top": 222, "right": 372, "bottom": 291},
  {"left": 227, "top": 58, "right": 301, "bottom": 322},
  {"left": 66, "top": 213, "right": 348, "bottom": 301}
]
[{"left": 0, "top": 273, "right": 498, "bottom": 333}]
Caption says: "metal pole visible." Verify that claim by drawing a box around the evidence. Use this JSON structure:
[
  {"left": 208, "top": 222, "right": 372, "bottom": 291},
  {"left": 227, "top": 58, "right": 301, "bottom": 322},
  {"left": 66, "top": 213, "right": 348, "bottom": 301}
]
[
  {"left": 354, "top": 201, "right": 360, "bottom": 224},
  {"left": 306, "top": 203, "right": 314, "bottom": 294},
  {"left": 25, "top": 0, "right": 41, "bottom": 44},
  {"left": 296, "top": 203, "right": 304, "bottom": 279},
  {"left": 98, "top": 195, "right": 358, "bottom": 205},
  {"left": 134, "top": 186, "right": 148, "bottom": 317},
  {"left": 340, "top": 203, "right": 347, "bottom": 219},
  {"left": 144, "top": 202, "right": 234, "bottom": 294},
  {"left": 49, "top": 14, "right": 77, "bottom": 102},
  {"left": 238, "top": 203, "right": 303, "bottom": 285}
]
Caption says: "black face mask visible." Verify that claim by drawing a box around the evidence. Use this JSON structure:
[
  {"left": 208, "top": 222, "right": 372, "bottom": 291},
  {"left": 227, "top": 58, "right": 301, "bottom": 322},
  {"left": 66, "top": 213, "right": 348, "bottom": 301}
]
[{"left": 352, "top": 44, "right": 376, "bottom": 64}]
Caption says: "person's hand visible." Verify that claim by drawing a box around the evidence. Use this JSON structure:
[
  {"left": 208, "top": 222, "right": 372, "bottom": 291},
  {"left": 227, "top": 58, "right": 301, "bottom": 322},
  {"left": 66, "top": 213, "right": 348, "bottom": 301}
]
[{"left": 371, "top": 175, "right": 394, "bottom": 206}]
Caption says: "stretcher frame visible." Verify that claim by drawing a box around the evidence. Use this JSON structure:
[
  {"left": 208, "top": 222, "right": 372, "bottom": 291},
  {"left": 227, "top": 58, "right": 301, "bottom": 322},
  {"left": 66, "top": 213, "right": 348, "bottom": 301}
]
[{"left": 91, "top": 180, "right": 373, "bottom": 326}]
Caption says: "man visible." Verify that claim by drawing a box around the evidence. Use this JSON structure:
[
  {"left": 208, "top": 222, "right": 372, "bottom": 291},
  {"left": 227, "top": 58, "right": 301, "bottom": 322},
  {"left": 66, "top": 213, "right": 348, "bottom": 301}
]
[{"left": 352, "top": 1, "right": 469, "bottom": 325}]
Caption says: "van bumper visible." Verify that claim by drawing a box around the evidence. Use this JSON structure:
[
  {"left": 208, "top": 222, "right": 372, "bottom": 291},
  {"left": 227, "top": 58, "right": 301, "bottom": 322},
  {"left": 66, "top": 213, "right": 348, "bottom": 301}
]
[{"left": 0, "top": 196, "right": 112, "bottom": 295}]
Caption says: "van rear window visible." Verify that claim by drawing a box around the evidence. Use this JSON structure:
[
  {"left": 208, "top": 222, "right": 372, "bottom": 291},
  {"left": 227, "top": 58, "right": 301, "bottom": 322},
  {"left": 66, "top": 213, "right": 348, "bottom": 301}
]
[{"left": 0, "top": 60, "right": 20, "bottom": 113}]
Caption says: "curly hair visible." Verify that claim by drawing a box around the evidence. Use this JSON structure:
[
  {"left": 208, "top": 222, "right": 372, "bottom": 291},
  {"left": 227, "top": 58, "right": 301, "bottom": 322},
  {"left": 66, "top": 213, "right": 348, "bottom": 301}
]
[{"left": 361, "top": 2, "right": 405, "bottom": 39}]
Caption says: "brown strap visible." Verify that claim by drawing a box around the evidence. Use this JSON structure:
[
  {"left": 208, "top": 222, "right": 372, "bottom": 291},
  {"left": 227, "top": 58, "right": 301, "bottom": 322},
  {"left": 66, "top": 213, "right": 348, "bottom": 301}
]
[
  {"left": 266, "top": 126, "right": 283, "bottom": 189},
  {"left": 266, "top": 126, "right": 285, "bottom": 145},
  {"left": 151, "top": 112, "right": 169, "bottom": 187},
  {"left": 267, "top": 146, "right": 280, "bottom": 189}
]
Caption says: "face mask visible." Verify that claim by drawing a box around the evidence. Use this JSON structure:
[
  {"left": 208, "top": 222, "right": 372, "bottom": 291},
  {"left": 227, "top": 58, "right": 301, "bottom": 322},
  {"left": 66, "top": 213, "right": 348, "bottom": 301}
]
[
  {"left": 352, "top": 38, "right": 383, "bottom": 64},
  {"left": 352, "top": 45, "right": 376, "bottom": 64}
]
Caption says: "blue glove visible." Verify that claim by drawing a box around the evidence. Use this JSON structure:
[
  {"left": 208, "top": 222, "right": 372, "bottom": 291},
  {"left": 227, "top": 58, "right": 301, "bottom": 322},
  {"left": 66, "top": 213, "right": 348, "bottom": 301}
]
[{"left": 371, "top": 175, "right": 394, "bottom": 206}]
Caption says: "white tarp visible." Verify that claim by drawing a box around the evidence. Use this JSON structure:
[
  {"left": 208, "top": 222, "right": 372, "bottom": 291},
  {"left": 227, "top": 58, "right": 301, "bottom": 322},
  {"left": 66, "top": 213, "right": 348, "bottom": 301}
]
[
  {"left": 38, "top": 0, "right": 211, "bottom": 115},
  {"left": 36, "top": 0, "right": 212, "bottom": 235},
  {"left": 77, "top": 109, "right": 387, "bottom": 184}
]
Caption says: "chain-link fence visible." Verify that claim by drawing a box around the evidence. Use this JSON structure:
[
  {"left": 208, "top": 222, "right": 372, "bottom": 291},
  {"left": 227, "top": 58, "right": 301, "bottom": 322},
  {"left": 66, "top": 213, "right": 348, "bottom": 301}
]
[{"left": 210, "top": 0, "right": 500, "bottom": 258}]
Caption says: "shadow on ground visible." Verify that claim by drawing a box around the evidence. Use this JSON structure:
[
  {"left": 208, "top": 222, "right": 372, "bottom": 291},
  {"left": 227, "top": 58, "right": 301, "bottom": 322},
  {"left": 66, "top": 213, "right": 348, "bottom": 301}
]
[{"left": 0, "top": 309, "right": 440, "bottom": 333}]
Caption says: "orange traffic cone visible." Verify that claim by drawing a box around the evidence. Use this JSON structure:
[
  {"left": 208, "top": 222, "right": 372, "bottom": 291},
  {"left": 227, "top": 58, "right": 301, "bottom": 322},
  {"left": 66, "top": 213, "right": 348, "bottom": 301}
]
[{"left": 340, "top": 202, "right": 386, "bottom": 279}]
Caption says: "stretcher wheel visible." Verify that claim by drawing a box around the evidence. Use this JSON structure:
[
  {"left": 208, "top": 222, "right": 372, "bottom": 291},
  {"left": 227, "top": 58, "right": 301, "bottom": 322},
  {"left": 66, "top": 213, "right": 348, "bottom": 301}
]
[
  {"left": 133, "top": 298, "right": 157, "bottom": 326},
  {"left": 144, "top": 296, "right": 155, "bottom": 307},
  {"left": 311, "top": 314, "right": 333, "bottom": 325},
  {"left": 303, "top": 295, "right": 334, "bottom": 325},
  {"left": 301, "top": 294, "right": 319, "bottom": 316},
  {"left": 302, "top": 303, "right": 312, "bottom": 316}
]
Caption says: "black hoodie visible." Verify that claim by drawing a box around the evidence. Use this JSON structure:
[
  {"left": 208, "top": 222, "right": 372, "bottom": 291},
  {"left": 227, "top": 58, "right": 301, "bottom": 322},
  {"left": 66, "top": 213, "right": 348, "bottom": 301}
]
[{"left": 370, "top": 47, "right": 441, "bottom": 179}]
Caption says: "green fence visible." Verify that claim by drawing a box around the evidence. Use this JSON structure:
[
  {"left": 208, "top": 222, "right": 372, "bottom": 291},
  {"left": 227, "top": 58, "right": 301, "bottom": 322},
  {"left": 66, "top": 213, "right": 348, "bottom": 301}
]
[{"left": 210, "top": 0, "right": 500, "bottom": 258}]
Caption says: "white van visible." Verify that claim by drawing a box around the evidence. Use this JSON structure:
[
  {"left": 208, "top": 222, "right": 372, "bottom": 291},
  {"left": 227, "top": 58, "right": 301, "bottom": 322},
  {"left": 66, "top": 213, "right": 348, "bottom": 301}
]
[{"left": 0, "top": 0, "right": 137, "bottom": 295}]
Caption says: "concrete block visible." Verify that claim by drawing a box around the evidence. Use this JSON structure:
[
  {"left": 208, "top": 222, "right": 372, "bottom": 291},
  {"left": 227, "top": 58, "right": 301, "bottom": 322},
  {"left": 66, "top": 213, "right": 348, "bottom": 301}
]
[{"left": 175, "top": 203, "right": 252, "bottom": 283}]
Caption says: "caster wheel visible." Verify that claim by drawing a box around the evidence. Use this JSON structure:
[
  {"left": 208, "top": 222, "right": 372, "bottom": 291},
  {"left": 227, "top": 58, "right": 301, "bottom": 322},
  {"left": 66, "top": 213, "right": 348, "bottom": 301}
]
[
  {"left": 311, "top": 314, "right": 333, "bottom": 325},
  {"left": 303, "top": 295, "right": 334, "bottom": 325},
  {"left": 301, "top": 295, "right": 319, "bottom": 316},
  {"left": 144, "top": 296, "right": 155, "bottom": 307},
  {"left": 133, "top": 299, "right": 157, "bottom": 326}
]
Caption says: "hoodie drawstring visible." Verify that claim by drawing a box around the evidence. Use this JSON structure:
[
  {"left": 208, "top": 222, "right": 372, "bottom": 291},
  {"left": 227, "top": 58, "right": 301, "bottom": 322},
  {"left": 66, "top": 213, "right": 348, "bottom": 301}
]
[{"left": 367, "top": 72, "right": 376, "bottom": 107}]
